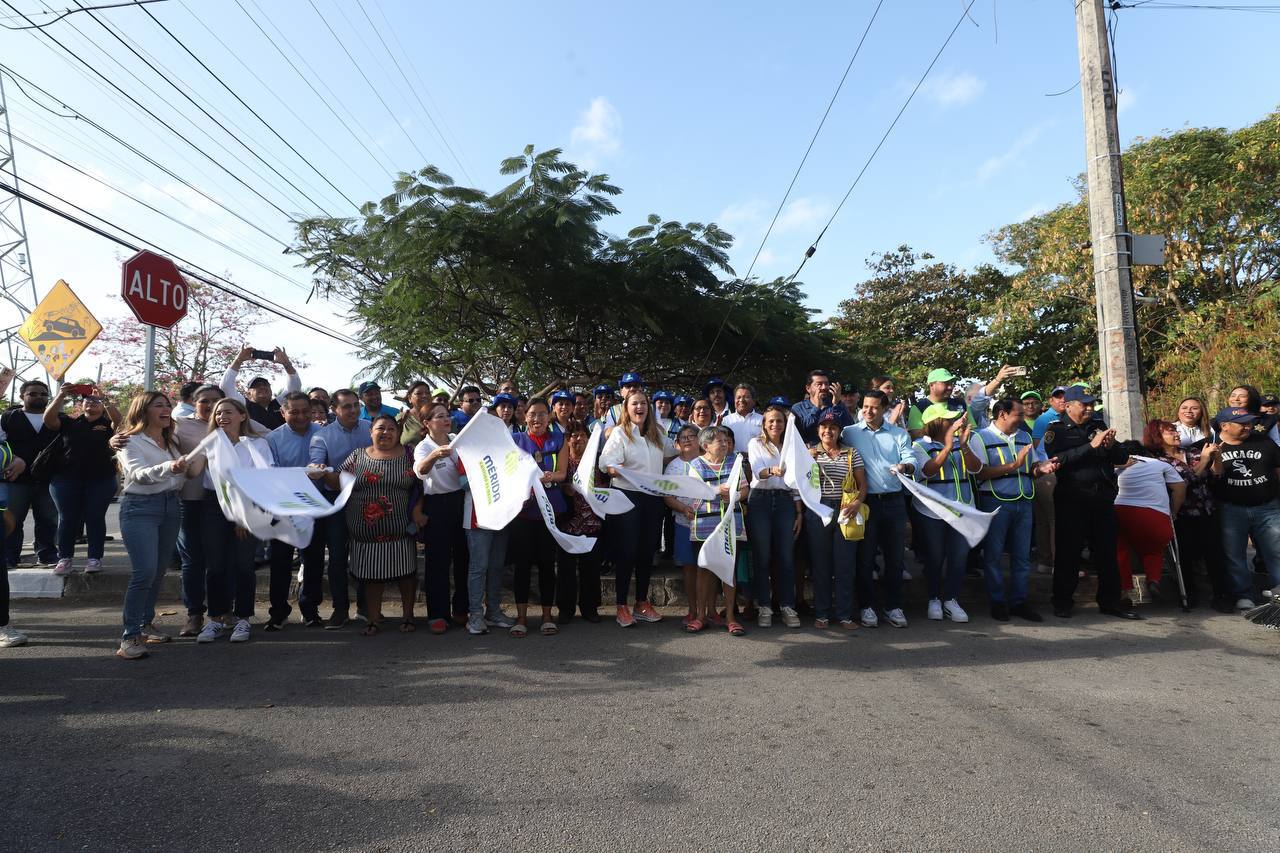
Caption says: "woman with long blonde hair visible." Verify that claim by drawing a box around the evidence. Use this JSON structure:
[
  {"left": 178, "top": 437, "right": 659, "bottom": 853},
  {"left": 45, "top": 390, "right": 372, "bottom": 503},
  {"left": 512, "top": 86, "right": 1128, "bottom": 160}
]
[
  {"left": 599, "top": 388, "right": 675, "bottom": 627},
  {"left": 114, "top": 391, "right": 188, "bottom": 660}
]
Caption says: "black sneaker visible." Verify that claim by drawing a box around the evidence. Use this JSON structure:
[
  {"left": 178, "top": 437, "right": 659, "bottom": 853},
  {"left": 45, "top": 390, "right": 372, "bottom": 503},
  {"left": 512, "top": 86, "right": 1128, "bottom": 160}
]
[
  {"left": 1053, "top": 606, "right": 1073, "bottom": 619},
  {"left": 1010, "top": 602, "right": 1043, "bottom": 623},
  {"left": 264, "top": 616, "right": 287, "bottom": 632},
  {"left": 990, "top": 602, "right": 1010, "bottom": 622},
  {"left": 325, "top": 612, "right": 349, "bottom": 630},
  {"left": 303, "top": 614, "right": 325, "bottom": 628}
]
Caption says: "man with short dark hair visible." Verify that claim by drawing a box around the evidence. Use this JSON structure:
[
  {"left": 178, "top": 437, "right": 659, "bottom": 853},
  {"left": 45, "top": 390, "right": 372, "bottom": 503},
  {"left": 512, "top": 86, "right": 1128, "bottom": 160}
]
[
  {"left": 266, "top": 392, "right": 325, "bottom": 630},
  {"left": 452, "top": 385, "right": 482, "bottom": 432},
  {"left": 721, "top": 383, "right": 762, "bottom": 453},
  {"left": 790, "top": 369, "right": 851, "bottom": 445},
  {"left": 703, "top": 376, "right": 730, "bottom": 422},
  {"left": 221, "top": 346, "right": 300, "bottom": 430},
  {"left": 357, "top": 381, "right": 398, "bottom": 420},
  {"left": 174, "top": 380, "right": 201, "bottom": 418},
  {"left": 907, "top": 368, "right": 967, "bottom": 439},
  {"left": 2, "top": 380, "right": 59, "bottom": 568}
]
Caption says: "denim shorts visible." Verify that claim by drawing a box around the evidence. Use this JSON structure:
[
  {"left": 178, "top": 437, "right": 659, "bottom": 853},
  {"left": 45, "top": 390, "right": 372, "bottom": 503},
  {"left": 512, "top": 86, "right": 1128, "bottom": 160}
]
[{"left": 673, "top": 523, "right": 693, "bottom": 566}]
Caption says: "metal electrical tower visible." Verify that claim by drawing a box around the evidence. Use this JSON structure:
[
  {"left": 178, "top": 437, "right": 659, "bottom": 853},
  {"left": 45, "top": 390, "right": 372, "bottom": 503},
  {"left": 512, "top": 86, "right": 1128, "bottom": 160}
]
[{"left": 0, "top": 73, "right": 42, "bottom": 397}]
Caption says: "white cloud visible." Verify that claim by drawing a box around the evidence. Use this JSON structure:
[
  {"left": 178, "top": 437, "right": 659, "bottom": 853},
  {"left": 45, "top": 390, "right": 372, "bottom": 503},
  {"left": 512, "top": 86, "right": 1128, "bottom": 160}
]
[
  {"left": 570, "top": 96, "right": 622, "bottom": 168},
  {"left": 755, "top": 247, "right": 777, "bottom": 268},
  {"left": 921, "top": 70, "right": 985, "bottom": 108},
  {"left": 975, "top": 123, "right": 1050, "bottom": 183},
  {"left": 775, "top": 197, "right": 830, "bottom": 233},
  {"left": 1117, "top": 88, "right": 1137, "bottom": 114},
  {"left": 717, "top": 199, "right": 768, "bottom": 231}
]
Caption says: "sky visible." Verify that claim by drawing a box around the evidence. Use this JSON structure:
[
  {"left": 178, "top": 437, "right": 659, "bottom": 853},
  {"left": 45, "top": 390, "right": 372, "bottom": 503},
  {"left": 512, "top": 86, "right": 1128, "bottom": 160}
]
[{"left": 1, "top": 0, "right": 1278, "bottom": 395}]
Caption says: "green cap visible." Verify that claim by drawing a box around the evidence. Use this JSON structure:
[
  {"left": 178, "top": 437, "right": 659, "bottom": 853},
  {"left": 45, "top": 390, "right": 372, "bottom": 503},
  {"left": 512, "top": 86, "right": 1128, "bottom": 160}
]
[
  {"left": 1020, "top": 391, "right": 1043, "bottom": 402},
  {"left": 921, "top": 402, "right": 963, "bottom": 425},
  {"left": 926, "top": 368, "right": 957, "bottom": 384},
  {"left": 432, "top": 387, "right": 451, "bottom": 398}
]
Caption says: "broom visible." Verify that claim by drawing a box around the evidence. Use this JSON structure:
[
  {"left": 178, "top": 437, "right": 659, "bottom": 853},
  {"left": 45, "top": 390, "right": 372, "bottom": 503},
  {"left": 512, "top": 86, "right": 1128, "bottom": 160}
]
[{"left": 1244, "top": 593, "right": 1280, "bottom": 630}]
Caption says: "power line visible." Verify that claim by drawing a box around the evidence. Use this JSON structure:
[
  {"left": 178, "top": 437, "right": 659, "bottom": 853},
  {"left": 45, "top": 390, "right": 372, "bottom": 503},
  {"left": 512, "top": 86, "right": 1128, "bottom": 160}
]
[
  {"left": 351, "top": 0, "right": 472, "bottom": 183},
  {"left": 0, "top": 177, "right": 369, "bottom": 350},
  {"left": 232, "top": 0, "right": 398, "bottom": 180},
  {"left": 697, "top": 0, "right": 886, "bottom": 377},
  {"left": 135, "top": 0, "right": 362, "bottom": 211},
  {"left": 304, "top": 0, "right": 435, "bottom": 172},
  {"left": 0, "top": 0, "right": 165, "bottom": 30},
  {"left": 0, "top": 0, "right": 304, "bottom": 221},
  {"left": 1114, "top": 2, "right": 1280, "bottom": 10}
]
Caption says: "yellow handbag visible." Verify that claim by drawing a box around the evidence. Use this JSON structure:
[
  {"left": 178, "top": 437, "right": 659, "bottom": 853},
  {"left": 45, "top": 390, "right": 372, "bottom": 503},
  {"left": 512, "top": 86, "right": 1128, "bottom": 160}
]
[{"left": 838, "top": 449, "right": 869, "bottom": 541}]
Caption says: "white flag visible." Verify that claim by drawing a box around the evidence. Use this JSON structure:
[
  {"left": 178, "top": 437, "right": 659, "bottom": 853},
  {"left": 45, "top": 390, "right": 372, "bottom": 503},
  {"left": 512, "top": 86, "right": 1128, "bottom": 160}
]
[
  {"left": 780, "top": 414, "right": 833, "bottom": 526},
  {"left": 616, "top": 467, "right": 718, "bottom": 501},
  {"left": 532, "top": 479, "right": 596, "bottom": 555},
  {"left": 574, "top": 423, "right": 633, "bottom": 518},
  {"left": 897, "top": 473, "right": 995, "bottom": 548},
  {"left": 451, "top": 410, "right": 540, "bottom": 530},
  {"left": 696, "top": 453, "right": 743, "bottom": 587},
  {"left": 227, "top": 467, "right": 356, "bottom": 518}
]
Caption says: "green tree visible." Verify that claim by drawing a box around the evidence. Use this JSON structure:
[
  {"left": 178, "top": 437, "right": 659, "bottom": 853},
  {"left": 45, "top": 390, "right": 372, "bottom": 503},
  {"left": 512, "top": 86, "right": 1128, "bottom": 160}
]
[{"left": 292, "top": 146, "right": 841, "bottom": 397}]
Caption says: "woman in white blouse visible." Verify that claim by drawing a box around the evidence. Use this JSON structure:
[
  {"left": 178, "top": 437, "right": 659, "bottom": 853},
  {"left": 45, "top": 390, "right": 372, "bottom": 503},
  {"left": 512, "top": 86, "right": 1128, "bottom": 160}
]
[
  {"left": 598, "top": 389, "right": 675, "bottom": 627},
  {"left": 115, "top": 391, "right": 189, "bottom": 660},
  {"left": 747, "top": 405, "right": 803, "bottom": 628},
  {"left": 413, "top": 401, "right": 467, "bottom": 633}
]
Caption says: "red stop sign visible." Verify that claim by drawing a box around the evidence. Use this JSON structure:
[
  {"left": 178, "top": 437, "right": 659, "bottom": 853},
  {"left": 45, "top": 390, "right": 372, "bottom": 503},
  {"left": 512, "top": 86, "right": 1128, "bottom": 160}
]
[{"left": 121, "top": 250, "right": 189, "bottom": 329}]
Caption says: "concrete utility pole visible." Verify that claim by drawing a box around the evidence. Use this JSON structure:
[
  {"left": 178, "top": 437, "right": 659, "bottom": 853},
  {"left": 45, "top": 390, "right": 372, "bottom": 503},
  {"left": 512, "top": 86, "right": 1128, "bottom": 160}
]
[{"left": 1075, "top": 0, "right": 1144, "bottom": 440}]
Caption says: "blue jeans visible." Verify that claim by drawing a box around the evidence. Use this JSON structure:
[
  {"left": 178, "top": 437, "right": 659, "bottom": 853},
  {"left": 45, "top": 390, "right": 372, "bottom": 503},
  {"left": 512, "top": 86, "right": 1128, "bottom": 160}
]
[
  {"left": 200, "top": 492, "right": 258, "bottom": 619},
  {"left": 978, "top": 495, "right": 1032, "bottom": 605},
  {"left": 805, "top": 507, "right": 857, "bottom": 621},
  {"left": 748, "top": 489, "right": 797, "bottom": 609},
  {"left": 119, "top": 490, "right": 181, "bottom": 639},
  {"left": 177, "top": 498, "right": 208, "bottom": 616},
  {"left": 914, "top": 512, "right": 969, "bottom": 601},
  {"left": 858, "top": 492, "right": 908, "bottom": 611},
  {"left": 5, "top": 480, "right": 57, "bottom": 566},
  {"left": 269, "top": 531, "right": 325, "bottom": 622},
  {"left": 1220, "top": 499, "right": 1280, "bottom": 599},
  {"left": 465, "top": 526, "right": 509, "bottom": 617},
  {"left": 49, "top": 474, "right": 117, "bottom": 560}
]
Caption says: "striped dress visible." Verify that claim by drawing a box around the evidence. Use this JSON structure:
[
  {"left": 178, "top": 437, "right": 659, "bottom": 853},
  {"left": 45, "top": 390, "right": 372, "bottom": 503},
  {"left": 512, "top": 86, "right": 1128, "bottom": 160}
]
[{"left": 341, "top": 447, "right": 420, "bottom": 582}]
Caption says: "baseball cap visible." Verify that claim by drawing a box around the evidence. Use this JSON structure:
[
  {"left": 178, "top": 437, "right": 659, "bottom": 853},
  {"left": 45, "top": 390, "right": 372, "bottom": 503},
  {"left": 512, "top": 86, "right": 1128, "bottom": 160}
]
[
  {"left": 926, "top": 368, "right": 957, "bottom": 384},
  {"left": 1216, "top": 406, "right": 1258, "bottom": 424},
  {"left": 921, "top": 402, "right": 964, "bottom": 424},
  {"left": 431, "top": 387, "right": 451, "bottom": 399},
  {"left": 1261, "top": 394, "right": 1279, "bottom": 407},
  {"left": 702, "top": 376, "right": 726, "bottom": 395},
  {"left": 619, "top": 372, "right": 644, "bottom": 387},
  {"left": 816, "top": 410, "right": 841, "bottom": 425},
  {"left": 592, "top": 384, "right": 612, "bottom": 396},
  {"left": 1050, "top": 385, "right": 1068, "bottom": 396},
  {"left": 491, "top": 393, "right": 517, "bottom": 407},
  {"left": 768, "top": 395, "right": 789, "bottom": 407},
  {"left": 1063, "top": 386, "right": 1096, "bottom": 404},
  {"left": 357, "top": 381, "right": 381, "bottom": 395},
  {"left": 1020, "top": 391, "right": 1043, "bottom": 402},
  {"left": 652, "top": 390, "right": 674, "bottom": 403},
  {"left": 673, "top": 395, "right": 692, "bottom": 407},
  {"left": 247, "top": 376, "right": 271, "bottom": 390},
  {"left": 550, "top": 390, "right": 575, "bottom": 405}
]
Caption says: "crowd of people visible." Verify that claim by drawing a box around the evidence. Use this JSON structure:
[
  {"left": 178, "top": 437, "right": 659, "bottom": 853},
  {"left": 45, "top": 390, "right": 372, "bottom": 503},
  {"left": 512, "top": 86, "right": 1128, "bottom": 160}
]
[{"left": 0, "top": 347, "right": 1276, "bottom": 661}]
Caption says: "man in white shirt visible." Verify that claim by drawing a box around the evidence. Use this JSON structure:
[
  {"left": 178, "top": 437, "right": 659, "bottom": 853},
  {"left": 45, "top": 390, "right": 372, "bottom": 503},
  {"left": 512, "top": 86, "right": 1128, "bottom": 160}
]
[
  {"left": 721, "top": 383, "right": 763, "bottom": 456},
  {"left": 220, "top": 346, "right": 301, "bottom": 430}
]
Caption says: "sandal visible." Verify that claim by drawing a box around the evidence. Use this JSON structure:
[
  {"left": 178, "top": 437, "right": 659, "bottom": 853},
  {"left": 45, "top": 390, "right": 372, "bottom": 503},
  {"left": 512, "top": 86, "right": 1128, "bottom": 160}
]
[
  {"left": 399, "top": 620, "right": 417, "bottom": 633},
  {"left": 727, "top": 621, "right": 746, "bottom": 636},
  {"left": 509, "top": 623, "right": 528, "bottom": 638},
  {"left": 360, "top": 622, "right": 381, "bottom": 637},
  {"left": 684, "top": 618, "right": 704, "bottom": 634},
  {"left": 540, "top": 621, "right": 558, "bottom": 636}
]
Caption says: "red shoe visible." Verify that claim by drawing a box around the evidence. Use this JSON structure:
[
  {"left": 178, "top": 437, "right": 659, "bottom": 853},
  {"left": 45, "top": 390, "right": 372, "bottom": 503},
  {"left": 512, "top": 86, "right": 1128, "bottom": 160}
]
[
  {"left": 616, "top": 605, "right": 635, "bottom": 628},
  {"left": 428, "top": 618, "right": 448, "bottom": 634},
  {"left": 634, "top": 601, "right": 662, "bottom": 623}
]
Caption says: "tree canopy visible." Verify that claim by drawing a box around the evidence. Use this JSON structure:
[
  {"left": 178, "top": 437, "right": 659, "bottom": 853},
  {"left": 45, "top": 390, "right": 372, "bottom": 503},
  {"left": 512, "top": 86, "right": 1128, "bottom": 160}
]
[{"left": 292, "top": 146, "right": 849, "bottom": 396}]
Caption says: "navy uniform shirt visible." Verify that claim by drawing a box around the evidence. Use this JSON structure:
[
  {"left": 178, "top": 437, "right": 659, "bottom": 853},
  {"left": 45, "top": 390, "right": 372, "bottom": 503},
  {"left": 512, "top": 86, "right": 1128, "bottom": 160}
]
[{"left": 1043, "top": 417, "right": 1128, "bottom": 501}]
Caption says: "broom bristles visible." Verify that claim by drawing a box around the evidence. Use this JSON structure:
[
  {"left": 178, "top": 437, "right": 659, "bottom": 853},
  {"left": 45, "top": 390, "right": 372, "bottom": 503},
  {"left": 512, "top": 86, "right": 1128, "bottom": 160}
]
[{"left": 1244, "top": 598, "right": 1280, "bottom": 630}]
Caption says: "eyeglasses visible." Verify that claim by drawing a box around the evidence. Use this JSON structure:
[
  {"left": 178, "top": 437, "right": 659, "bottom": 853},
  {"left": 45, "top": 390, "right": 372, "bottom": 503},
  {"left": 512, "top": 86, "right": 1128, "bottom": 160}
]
[{"left": 462, "top": 398, "right": 481, "bottom": 404}]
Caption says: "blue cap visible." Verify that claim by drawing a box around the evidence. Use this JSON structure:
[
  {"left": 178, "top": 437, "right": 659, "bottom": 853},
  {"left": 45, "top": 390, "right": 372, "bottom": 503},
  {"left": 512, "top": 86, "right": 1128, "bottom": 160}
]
[
  {"left": 768, "top": 395, "right": 789, "bottom": 407},
  {"left": 652, "top": 390, "right": 673, "bottom": 403},
  {"left": 1216, "top": 406, "right": 1258, "bottom": 425},
  {"left": 550, "top": 390, "right": 574, "bottom": 404},
  {"left": 592, "top": 384, "right": 612, "bottom": 396},
  {"left": 619, "top": 372, "right": 644, "bottom": 387},
  {"left": 491, "top": 393, "right": 517, "bottom": 407},
  {"left": 357, "top": 380, "right": 380, "bottom": 394},
  {"left": 673, "top": 395, "right": 692, "bottom": 407},
  {"left": 702, "top": 376, "right": 726, "bottom": 395},
  {"left": 1063, "top": 386, "right": 1096, "bottom": 404}
]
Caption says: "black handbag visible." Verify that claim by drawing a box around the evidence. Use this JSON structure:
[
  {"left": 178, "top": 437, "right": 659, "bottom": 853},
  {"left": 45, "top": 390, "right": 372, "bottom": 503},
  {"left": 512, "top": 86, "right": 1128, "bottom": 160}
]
[{"left": 28, "top": 434, "right": 67, "bottom": 481}]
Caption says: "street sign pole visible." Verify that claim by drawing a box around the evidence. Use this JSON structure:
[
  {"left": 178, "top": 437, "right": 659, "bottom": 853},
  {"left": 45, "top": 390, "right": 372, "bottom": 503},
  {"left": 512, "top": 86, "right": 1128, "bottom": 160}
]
[{"left": 144, "top": 325, "right": 155, "bottom": 391}]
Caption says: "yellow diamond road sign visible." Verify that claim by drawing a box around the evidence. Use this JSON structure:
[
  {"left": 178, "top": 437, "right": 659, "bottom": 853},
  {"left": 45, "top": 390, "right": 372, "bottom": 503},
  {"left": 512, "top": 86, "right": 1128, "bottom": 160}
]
[{"left": 19, "top": 279, "right": 103, "bottom": 381}]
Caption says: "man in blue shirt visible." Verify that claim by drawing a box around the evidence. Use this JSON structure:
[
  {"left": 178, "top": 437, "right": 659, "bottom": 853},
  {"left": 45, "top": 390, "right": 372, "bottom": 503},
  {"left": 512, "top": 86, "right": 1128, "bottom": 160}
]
[
  {"left": 264, "top": 392, "right": 325, "bottom": 630},
  {"left": 451, "top": 385, "right": 482, "bottom": 432},
  {"left": 307, "top": 388, "right": 372, "bottom": 629},
  {"left": 843, "top": 389, "right": 916, "bottom": 628},
  {"left": 791, "top": 369, "right": 853, "bottom": 445},
  {"left": 1032, "top": 386, "right": 1067, "bottom": 446},
  {"left": 357, "top": 381, "right": 399, "bottom": 420}
]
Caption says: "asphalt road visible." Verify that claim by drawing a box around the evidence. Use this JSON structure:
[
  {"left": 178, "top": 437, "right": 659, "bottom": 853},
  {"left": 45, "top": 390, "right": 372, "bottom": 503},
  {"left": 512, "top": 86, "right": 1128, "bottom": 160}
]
[{"left": 2, "top": 601, "right": 1278, "bottom": 852}]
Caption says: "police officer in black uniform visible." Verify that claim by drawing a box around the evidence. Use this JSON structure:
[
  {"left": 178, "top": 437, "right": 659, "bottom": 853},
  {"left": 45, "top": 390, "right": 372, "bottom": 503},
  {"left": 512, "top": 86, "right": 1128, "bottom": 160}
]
[{"left": 1043, "top": 386, "right": 1140, "bottom": 619}]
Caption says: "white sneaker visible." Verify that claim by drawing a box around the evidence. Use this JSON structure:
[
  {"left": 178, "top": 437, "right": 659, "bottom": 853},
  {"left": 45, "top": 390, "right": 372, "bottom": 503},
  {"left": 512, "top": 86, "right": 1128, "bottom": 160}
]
[
  {"left": 860, "top": 607, "right": 879, "bottom": 628},
  {"left": 757, "top": 606, "right": 772, "bottom": 628},
  {"left": 485, "top": 610, "right": 515, "bottom": 629},
  {"left": 780, "top": 606, "right": 801, "bottom": 628},
  {"left": 116, "top": 636, "right": 148, "bottom": 660},
  {"left": 53, "top": 558, "right": 73, "bottom": 577},
  {"left": 942, "top": 599, "right": 969, "bottom": 623},
  {"left": 1236, "top": 598, "right": 1257, "bottom": 612},
  {"left": 901, "top": 569, "right": 913, "bottom": 581},
  {"left": 926, "top": 598, "right": 943, "bottom": 620},
  {"left": 196, "top": 620, "right": 226, "bottom": 643},
  {"left": 229, "top": 619, "right": 252, "bottom": 643},
  {"left": 884, "top": 608, "right": 908, "bottom": 628},
  {"left": 0, "top": 625, "right": 29, "bottom": 648},
  {"left": 84, "top": 559, "right": 103, "bottom": 574}
]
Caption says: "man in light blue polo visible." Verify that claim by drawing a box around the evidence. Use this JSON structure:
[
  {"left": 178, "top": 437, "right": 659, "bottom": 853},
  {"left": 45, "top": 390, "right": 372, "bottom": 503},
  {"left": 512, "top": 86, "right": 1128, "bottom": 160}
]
[
  {"left": 265, "top": 392, "right": 325, "bottom": 630},
  {"left": 843, "top": 389, "right": 916, "bottom": 628}
]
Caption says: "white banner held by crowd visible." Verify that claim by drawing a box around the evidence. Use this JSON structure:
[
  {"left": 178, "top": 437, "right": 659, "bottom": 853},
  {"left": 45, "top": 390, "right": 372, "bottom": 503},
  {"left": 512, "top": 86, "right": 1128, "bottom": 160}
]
[
  {"left": 574, "top": 423, "right": 633, "bottom": 519},
  {"left": 227, "top": 467, "right": 356, "bottom": 518},
  {"left": 616, "top": 466, "right": 718, "bottom": 501},
  {"left": 532, "top": 479, "right": 596, "bottom": 555},
  {"left": 451, "top": 411, "right": 540, "bottom": 530},
  {"left": 697, "top": 453, "right": 743, "bottom": 587},
  {"left": 897, "top": 473, "right": 995, "bottom": 548},
  {"left": 781, "top": 413, "right": 833, "bottom": 526}
]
